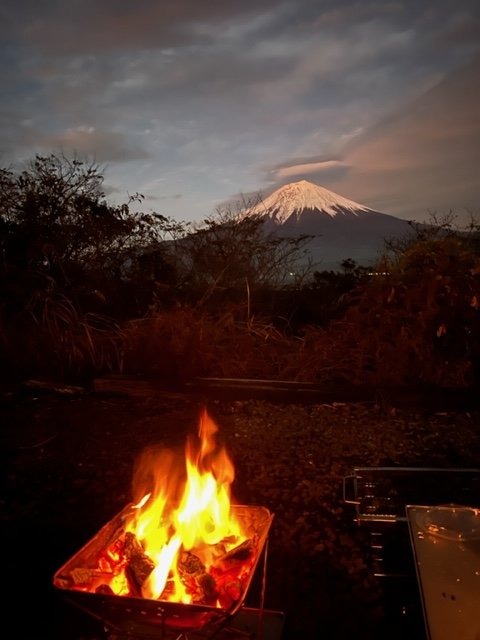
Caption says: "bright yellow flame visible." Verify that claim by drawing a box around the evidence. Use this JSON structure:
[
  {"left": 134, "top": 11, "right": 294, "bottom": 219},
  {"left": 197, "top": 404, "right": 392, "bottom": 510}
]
[
  {"left": 133, "top": 493, "right": 151, "bottom": 509},
  {"left": 145, "top": 534, "right": 182, "bottom": 599},
  {"left": 121, "top": 408, "right": 245, "bottom": 602}
]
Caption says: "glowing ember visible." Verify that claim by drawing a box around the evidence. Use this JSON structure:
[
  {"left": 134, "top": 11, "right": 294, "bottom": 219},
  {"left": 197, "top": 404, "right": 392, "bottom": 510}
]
[{"left": 61, "top": 408, "right": 258, "bottom": 610}]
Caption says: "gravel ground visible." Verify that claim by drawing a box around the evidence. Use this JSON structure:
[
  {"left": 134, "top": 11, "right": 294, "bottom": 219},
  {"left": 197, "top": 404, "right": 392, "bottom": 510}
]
[{"left": 1, "top": 386, "right": 479, "bottom": 639}]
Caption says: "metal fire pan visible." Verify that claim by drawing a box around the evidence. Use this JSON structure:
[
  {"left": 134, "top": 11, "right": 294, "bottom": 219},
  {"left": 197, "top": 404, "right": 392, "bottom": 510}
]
[{"left": 53, "top": 504, "right": 273, "bottom": 639}]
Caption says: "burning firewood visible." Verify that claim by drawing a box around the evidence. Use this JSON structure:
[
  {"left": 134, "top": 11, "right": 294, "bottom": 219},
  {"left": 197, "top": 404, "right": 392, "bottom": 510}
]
[
  {"left": 123, "top": 531, "right": 155, "bottom": 593},
  {"left": 210, "top": 563, "right": 249, "bottom": 610},
  {"left": 209, "top": 535, "right": 241, "bottom": 561},
  {"left": 177, "top": 550, "right": 206, "bottom": 577},
  {"left": 217, "top": 538, "right": 255, "bottom": 564},
  {"left": 217, "top": 579, "right": 242, "bottom": 610},
  {"left": 177, "top": 550, "right": 218, "bottom": 604},
  {"left": 52, "top": 406, "right": 274, "bottom": 625},
  {"left": 57, "top": 567, "right": 113, "bottom": 589},
  {"left": 195, "top": 572, "right": 218, "bottom": 604},
  {"left": 69, "top": 567, "right": 97, "bottom": 586}
]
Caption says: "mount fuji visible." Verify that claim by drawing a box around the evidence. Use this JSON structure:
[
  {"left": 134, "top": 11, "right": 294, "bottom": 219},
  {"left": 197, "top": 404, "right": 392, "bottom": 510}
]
[{"left": 242, "top": 180, "right": 414, "bottom": 269}]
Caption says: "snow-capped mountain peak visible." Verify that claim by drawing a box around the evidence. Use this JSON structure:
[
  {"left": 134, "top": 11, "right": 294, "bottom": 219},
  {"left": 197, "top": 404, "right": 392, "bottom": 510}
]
[
  {"left": 237, "top": 179, "right": 413, "bottom": 269},
  {"left": 245, "top": 180, "right": 373, "bottom": 224}
]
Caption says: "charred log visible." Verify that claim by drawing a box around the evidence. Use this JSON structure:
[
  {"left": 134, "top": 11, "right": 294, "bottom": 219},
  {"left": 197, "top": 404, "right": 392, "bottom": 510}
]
[
  {"left": 218, "top": 538, "right": 254, "bottom": 564},
  {"left": 177, "top": 550, "right": 206, "bottom": 577},
  {"left": 123, "top": 531, "right": 155, "bottom": 590},
  {"left": 177, "top": 550, "right": 219, "bottom": 604}
]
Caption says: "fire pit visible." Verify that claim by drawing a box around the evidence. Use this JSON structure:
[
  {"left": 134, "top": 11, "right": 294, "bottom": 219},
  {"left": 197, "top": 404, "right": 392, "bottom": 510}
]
[{"left": 53, "top": 408, "right": 274, "bottom": 639}]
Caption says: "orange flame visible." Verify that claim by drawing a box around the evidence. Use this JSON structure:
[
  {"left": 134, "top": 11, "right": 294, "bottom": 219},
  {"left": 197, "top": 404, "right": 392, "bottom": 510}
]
[{"left": 111, "top": 408, "right": 245, "bottom": 602}]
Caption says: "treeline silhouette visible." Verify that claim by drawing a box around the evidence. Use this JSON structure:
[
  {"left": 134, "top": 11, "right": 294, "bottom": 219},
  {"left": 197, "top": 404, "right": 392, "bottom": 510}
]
[{"left": 1, "top": 153, "right": 479, "bottom": 390}]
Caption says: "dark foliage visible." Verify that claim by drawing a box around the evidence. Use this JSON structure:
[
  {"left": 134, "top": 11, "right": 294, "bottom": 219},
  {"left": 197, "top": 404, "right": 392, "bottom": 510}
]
[
  {"left": 1, "top": 153, "right": 479, "bottom": 391},
  {"left": 173, "top": 204, "right": 314, "bottom": 310},
  {"left": 0, "top": 154, "right": 182, "bottom": 317},
  {"left": 0, "top": 154, "right": 184, "bottom": 379}
]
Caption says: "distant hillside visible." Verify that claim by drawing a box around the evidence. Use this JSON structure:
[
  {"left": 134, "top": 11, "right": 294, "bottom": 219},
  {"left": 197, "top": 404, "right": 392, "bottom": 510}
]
[{"left": 242, "top": 180, "right": 415, "bottom": 269}]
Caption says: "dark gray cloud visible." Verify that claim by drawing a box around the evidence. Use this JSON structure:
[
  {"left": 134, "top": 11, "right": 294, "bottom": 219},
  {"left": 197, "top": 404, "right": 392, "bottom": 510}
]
[
  {"left": 1, "top": 0, "right": 282, "bottom": 53},
  {"left": 338, "top": 56, "right": 480, "bottom": 220},
  {"left": 1, "top": 119, "right": 150, "bottom": 165},
  {"left": 271, "top": 57, "right": 479, "bottom": 222},
  {"left": 0, "top": 0, "right": 479, "bottom": 221},
  {"left": 46, "top": 128, "right": 151, "bottom": 163}
]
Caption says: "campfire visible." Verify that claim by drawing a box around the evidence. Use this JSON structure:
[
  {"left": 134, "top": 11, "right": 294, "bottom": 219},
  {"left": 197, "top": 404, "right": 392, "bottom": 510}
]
[{"left": 54, "top": 408, "right": 273, "bottom": 637}]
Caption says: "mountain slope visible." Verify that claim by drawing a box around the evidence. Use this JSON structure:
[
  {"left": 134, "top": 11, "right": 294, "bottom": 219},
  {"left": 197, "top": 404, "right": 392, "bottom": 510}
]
[{"left": 243, "top": 180, "right": 414, "bottom": 268}]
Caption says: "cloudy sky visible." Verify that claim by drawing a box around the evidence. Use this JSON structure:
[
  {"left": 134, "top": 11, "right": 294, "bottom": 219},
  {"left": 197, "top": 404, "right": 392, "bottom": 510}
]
[{"left": 1, "top": 0, "right": 479, "bottom": 224}]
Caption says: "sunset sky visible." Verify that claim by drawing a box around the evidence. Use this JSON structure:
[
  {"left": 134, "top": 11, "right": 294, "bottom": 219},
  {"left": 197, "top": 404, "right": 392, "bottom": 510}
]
[{"left": 1, "top": 0, "right": 479, "bottom": 224}]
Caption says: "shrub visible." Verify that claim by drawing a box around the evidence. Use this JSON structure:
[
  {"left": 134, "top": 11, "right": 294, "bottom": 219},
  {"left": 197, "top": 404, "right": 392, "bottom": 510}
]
[{"left": 298, "top": 230, "right": 480, "bottom": 388}]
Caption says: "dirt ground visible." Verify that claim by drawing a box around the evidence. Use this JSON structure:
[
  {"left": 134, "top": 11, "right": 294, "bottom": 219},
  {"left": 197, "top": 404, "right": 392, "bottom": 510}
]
[{"left": 2, "top": 381, "right": 479, "bottom": 639}]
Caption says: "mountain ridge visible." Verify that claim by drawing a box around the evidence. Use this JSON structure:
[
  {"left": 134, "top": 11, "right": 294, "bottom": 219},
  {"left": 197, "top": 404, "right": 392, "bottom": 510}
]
[{"left": 241, "top": 180, "right": 414, "bottom": 269}]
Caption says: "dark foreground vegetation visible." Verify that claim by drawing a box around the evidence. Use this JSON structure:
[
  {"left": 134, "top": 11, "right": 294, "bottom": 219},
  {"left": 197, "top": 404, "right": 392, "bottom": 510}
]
[{"left": 1, "top": 153, "right": 480, "bottom": 393}]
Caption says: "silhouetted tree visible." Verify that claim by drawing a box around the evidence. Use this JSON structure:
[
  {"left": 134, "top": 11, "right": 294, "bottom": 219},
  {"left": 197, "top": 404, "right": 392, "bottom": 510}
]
[
  {"left": 0, "top": 153, "right": 184, "bottom": 317},
  {"left": 175, "top": 202, "right": 313, "bottom": 311}
]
